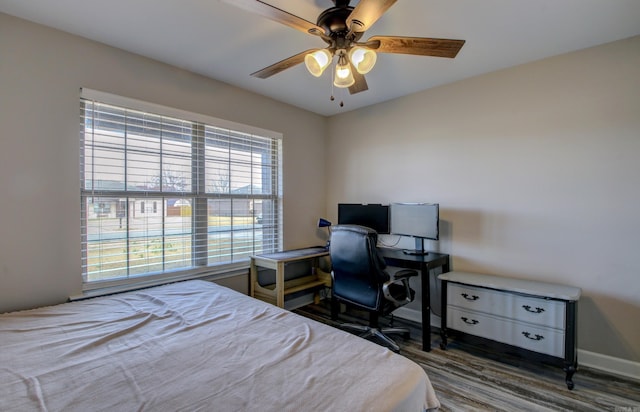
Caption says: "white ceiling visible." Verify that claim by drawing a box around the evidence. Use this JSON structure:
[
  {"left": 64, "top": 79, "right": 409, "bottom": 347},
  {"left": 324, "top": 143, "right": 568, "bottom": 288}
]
[{"left": 1, "top": 0, "right": 639, "bottom": 116}]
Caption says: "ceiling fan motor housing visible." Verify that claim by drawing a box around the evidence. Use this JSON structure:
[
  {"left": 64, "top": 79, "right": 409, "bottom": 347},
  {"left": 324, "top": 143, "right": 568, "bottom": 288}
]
[
  {"left": 317, "top": 6, "right": 354, "bottom": 37},
  {"left": 332, "top": 0, "right": 351, "bottom": 8}
]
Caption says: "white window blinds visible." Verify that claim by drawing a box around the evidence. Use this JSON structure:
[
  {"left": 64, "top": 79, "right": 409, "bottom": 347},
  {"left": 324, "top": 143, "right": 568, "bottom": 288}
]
[{"left": 80, "top": 89, "right": 282, "bottom": 287}]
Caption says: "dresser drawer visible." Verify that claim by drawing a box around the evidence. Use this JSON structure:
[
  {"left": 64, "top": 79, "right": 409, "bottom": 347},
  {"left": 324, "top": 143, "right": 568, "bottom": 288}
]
[
  {"left": 447, "top": 283, "right": 565, "bottom": 328},
  {"left": 447, "top": 307, "right": 565, "bottom": 357}
]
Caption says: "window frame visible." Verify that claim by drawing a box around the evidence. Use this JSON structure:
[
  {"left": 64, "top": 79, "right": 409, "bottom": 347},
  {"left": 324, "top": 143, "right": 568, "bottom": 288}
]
[{"left": 80, "top": 89, "right": 283, "bottom": 293}]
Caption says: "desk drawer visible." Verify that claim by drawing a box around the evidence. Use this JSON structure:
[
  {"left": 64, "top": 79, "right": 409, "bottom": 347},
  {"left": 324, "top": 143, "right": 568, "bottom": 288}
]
[
  {"left": 447, "top": 307, "right": 564, "bottom": 357},
  {"left": 448, "top": 283, "right": 565, "bottom": 328}
]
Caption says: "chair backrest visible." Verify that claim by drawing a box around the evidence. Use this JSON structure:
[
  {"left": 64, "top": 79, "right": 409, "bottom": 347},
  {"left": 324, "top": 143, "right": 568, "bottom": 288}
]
[{"left": 330, "top": 225, "right": 390, "bottom": 311}]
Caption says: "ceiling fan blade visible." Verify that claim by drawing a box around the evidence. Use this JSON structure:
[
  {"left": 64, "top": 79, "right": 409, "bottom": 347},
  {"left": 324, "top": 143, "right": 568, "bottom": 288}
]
[
  {"left": 346, "top": 0, "right": 397, "bottom": 32},
  {"left": 368, "top": 36, "right": 465, "bottom": 58},
  {"left": 348, "top": 65, "right": 369, "bottom": 95},
  {"left": 250, "top": 49, "right": 319, "bottom": 79},
  {"left": 224, "top": 0, "right": 323, "bottom": 35}
]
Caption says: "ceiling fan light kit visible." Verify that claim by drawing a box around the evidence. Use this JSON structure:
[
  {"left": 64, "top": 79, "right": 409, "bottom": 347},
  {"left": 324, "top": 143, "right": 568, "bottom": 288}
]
[
  {"left": 227, "top": 0, "right": 465, "bottom": 97},
  {"left": 334, "top": 53, "right": 356, "bottom": 88},
  {"left": 303, "top": 46, "right": 376, "bottom": 87},
  {"left": 349, "top": 46, "right": 377, "bottom": 74},
  {"left": 304, "top": 49, "right": 333, "bottom": 77}
]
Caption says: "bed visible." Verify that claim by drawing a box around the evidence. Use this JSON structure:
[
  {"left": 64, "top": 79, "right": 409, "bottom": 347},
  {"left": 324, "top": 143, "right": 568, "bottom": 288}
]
[{"left": 1, "top": 280, "right": 439, "bottom": 411}]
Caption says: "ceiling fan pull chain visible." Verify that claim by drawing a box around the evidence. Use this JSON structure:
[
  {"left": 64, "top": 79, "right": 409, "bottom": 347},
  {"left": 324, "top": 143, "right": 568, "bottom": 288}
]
[
  {"left": 329, "top": 66, "right": 344, "bottom": 108},
  {"left": 330, "top": 61, "right": 336, "bottom": 101}
]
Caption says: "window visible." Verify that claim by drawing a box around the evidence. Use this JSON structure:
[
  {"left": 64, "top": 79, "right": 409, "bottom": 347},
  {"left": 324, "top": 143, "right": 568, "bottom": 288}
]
[{"left": 80, "top": 89, "right": 282, "bottom": 289}]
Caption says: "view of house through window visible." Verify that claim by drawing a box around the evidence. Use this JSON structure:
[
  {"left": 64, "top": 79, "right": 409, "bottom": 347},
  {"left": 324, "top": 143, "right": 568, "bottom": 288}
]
[{"left": 80, "top": 92, "right": 282, "bottom": 286}]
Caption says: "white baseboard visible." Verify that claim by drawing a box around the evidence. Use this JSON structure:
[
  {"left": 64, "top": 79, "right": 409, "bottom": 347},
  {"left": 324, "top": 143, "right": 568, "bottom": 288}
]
[
  {"left": 392, "top": 307, "right": 421, "bottom": 324},
  {"left": 578, "top": 349, "right": 640, "bottom": 382},
  {"left": 393, "top": 307, "right": 442, "bottom": 329},
  {"left": 284, "top": 293, "right": 315, "bottom": 311},
  {"left": 393, "top": 309, "right": 640, "bottom": 381}
]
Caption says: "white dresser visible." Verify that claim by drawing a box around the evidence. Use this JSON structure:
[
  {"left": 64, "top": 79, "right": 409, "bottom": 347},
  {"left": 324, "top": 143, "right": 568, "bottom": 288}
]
[{"left": 438, "top": 271, "right": 581, "bottom": 389}]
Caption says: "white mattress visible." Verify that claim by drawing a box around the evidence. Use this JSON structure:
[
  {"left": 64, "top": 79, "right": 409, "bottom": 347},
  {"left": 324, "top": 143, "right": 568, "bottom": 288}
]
[{"left": 0, "top": 280, "right": 439, "bottom": 411}]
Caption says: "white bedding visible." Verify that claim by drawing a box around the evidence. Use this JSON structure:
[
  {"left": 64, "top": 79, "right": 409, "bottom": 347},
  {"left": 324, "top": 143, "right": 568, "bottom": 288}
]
[{"left": 0, "top": 280, "right": 439, "bottom": 411}]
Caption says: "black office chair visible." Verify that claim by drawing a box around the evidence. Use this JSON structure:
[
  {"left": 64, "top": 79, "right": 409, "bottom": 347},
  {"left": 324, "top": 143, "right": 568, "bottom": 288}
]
[{"left": 329, "top": 224, "right": 418, "bottom": 352}]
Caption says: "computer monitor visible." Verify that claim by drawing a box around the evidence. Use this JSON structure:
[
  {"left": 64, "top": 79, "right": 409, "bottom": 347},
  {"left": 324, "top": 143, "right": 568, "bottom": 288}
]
[
  {"left": 390, "top": 203, "right": 439, "bottom": 255},
  {"left": 337, "top": 203, "right": 390, "bottom": 234}
]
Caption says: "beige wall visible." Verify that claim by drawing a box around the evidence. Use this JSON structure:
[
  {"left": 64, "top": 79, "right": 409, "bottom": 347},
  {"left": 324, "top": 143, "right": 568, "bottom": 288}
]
[
  {"left": 326, "top": 36, "right": 640, "bottom": 363},
  {"left": 0, "top": 13, "right": 326, "bottom": 312}
]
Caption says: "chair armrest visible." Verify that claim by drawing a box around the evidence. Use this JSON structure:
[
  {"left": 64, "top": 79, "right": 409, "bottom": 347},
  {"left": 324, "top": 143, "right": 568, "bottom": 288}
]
[
  {"left": 383, "top": 272, "right": 416, "bottom": 306},
  {"left": 394, "top": 269, "right": 418, "bottom": 279}
]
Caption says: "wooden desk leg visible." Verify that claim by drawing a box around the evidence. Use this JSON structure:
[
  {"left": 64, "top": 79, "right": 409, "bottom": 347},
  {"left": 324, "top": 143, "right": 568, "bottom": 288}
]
[
  {"left": 276, "top": 261, "right": 285, "bottom": 308},
  {"left": 249, "top": 259, "right": 257, "bottom": 298}
]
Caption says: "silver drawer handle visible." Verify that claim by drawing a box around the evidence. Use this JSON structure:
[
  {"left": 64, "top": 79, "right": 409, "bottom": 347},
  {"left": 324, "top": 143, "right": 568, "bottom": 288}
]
[
  {"left": 460, "top": 317, "right": 479, "bottom": 325},
  {"left": 522, "top": 305, "right": 545, "bottom": 314},
  {"left": 522, "top": 331, "right": 544, "bottom": 341},
  {"left": 461, "top": 293, "right": 479, "bottom": 301}
]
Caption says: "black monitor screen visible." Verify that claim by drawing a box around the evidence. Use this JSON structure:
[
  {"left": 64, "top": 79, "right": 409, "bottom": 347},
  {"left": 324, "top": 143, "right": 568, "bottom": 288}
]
[{"left": 337, "top": 203, "right": 390, "bottom": 234}]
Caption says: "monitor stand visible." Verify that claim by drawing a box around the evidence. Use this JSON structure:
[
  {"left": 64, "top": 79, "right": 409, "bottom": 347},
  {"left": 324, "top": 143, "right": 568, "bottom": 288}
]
[{"left": 402, "top": 238, "right": 429, "bottom": 256}]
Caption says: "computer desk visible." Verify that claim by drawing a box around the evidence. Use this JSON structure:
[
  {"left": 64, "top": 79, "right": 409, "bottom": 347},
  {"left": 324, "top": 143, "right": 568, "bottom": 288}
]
[{"left": 378, "top": 248, "right": 451, "bottom": 351}]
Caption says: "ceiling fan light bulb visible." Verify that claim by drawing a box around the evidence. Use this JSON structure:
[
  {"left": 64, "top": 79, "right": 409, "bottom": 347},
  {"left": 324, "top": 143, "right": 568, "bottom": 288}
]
[
  {"left": 304, "top": 49, "right": 332, "bottom": 77},
  {"left": 349, "top": 47, "right": 377, "bottom": 74},
  {"left": 333, "top": 62, "right": 355, "bottom": 88}
]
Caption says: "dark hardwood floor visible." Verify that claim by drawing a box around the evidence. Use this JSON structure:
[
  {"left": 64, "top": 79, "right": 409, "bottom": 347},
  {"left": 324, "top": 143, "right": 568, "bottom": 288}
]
[{"left": 294, "top": 303, "right": 640, "bottom": 412}]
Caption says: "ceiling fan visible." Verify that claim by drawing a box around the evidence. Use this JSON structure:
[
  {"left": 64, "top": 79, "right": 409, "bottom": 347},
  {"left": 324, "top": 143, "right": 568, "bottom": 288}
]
[{"left": 225, "top": 0, "right": 465, "bottom": 96}]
